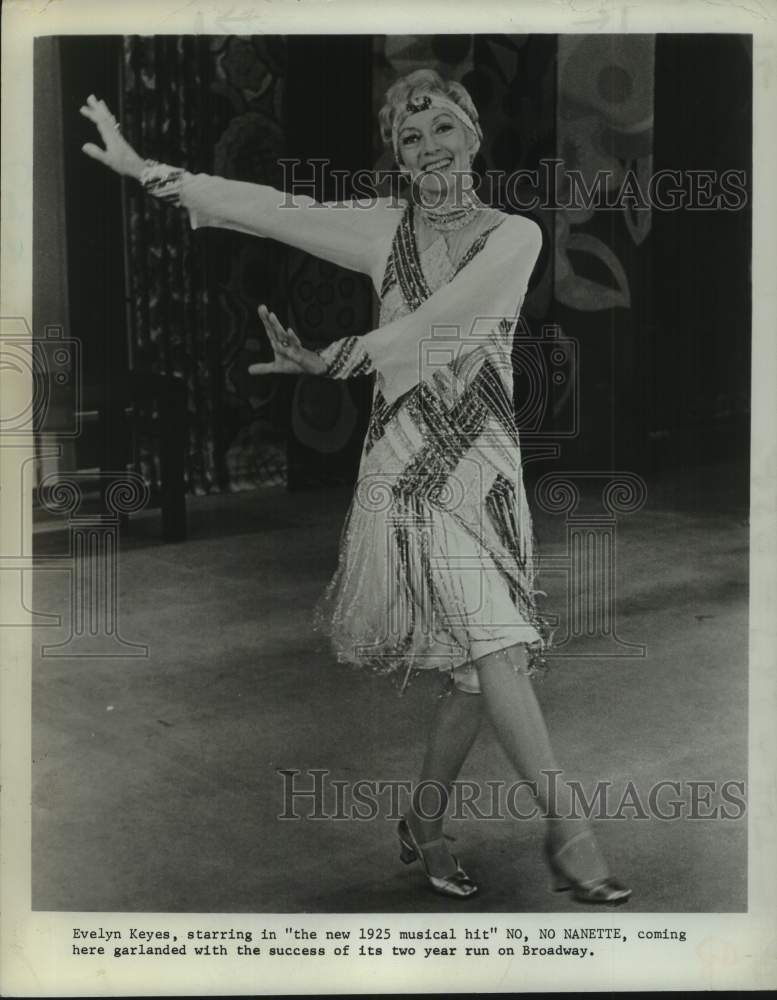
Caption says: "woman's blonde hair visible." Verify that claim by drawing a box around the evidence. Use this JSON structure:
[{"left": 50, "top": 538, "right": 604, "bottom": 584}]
[{"left": 378, "top": 68, "right": 482, "bottom": 164}]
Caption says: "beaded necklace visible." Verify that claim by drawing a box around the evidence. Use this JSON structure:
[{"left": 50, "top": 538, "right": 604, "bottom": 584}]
[{"left": 417, "top": 188, "right": 483, "bottom": 232}]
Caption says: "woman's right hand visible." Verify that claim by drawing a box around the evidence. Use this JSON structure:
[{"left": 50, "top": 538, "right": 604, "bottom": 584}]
[
  {"left": 248, "top": 305, "right": 328, "bottom": 377},
  {"left": 79, "top": 94, "right": 145, "bottom": 180}
]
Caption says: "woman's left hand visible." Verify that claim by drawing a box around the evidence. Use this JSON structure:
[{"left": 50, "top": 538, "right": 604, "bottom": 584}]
[
  {"left": 79, "top": 95, "right": 146, "bottom": 179},
  {"left": 248, "top": 305, "right": 327, "bottom": 376}
]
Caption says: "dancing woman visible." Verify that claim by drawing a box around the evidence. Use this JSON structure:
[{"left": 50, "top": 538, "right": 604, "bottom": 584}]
[{"left": 80, "top": 68, "right": 630, "bottom": 905}]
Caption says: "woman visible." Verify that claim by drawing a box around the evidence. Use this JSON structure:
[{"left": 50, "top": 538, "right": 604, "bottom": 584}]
[{"left": 80, "top": 69, "right": 630, "bottom": 905}]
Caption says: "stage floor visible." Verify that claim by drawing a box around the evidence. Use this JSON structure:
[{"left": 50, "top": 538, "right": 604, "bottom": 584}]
[{"left": 31, "top": 461, "right": 749, "bottom": 912}]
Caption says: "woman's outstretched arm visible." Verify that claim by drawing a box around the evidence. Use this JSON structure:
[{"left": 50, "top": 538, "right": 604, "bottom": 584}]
[
  {"left": 173, "top": 173, "right": 398, "bottom": 279},
  {"left": 80, "top": 95, "right": 399, "bottom": 279}
]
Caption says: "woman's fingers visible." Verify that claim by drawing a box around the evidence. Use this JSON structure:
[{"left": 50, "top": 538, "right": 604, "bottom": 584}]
[
  {"left": 248, "top": 359, "right": 301, "bottom": 375},
  {"left": 254, "top": 306, "right": 312, "bottom": 376},
  {"left": 257, "top": 304, "right": 273, "bottom": 333},
  {"left": 79, "top": 106, "right": 108, "bottom": 138},
  {"left": 267, "top": 310, "right": 290, "bottom": 338},
  {"left": 80, "top": 142, "right": 105, "bottom": 162},
  {"left": 87, "top": 94, "right": 114, "bottom": 119},
  {"left": 265, "top": 310, "right": 286, "bottom": 338},
  {"left": 258, "top": 305, "right": 298, "bottom": 356},
  {"left": 266, "top": 309, "right": 302, "bottom": 354},
  {"left": 257, "top": 305, "right": 281, "bottom": 353},
  {"left": 255, "top": 307, "right": 296, "bottom": 374},
  {"left": 80, "top": 95, "right": 120, "bottom": 140}
]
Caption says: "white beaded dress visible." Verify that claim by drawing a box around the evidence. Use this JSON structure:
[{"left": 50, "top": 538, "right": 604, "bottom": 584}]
[
  {"left": 144, "top": 166, "right": 551, "bottom": 692},
  {"left": 311, "top": 201, "right": 550, "bottom": 692}
]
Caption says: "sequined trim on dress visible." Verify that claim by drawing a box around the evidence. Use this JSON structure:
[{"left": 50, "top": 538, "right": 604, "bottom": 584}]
[
  {"left": 316, "top": 335, "right": 375, "bottom": 379},
  {"left": 451, "top": 219, "right": 506, "bottom": 276},
  {"left": 312, "top": 201, "right": 554, "bottom": 694},
  {"left": 139, "top": 160, "right": 186, "bottom": 205}
]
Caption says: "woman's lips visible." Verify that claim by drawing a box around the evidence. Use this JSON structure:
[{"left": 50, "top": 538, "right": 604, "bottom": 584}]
[{"left": 422, "top": 158, "right": 453, "bottom": 172}]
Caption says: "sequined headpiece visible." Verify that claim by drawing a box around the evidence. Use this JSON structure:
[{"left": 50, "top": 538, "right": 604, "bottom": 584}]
[{"left": 391, "top": 91, "right": 482, "bottom": 164}]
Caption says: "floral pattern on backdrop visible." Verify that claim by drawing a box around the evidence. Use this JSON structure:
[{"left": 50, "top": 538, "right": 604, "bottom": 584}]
[
  {"left": 122, "top": 35, "right": 289, "bottom": 495},
  {"left": 554, "top": 35, "right": 655, "bottom": 311}
]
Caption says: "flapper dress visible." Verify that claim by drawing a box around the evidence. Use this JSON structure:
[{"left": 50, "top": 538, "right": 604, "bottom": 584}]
[{"left": 144, "top": 166, "right": 551, "bottom": 691}]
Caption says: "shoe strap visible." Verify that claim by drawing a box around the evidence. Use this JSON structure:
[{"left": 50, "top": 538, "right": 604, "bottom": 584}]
[{"left": 549, "top": 827, "right": 609, "bottom": 883}]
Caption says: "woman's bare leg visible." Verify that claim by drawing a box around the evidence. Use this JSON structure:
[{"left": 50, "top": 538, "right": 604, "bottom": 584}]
[
  {"left": 407, "top": 684, "right": 484, "bottom": 877},
  {"left": 475, "top": 643, "right": 609, "bottom": 878}
]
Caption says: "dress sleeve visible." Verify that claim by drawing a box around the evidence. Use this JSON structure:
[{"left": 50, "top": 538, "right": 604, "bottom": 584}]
[
  {"left": 360, "top": 215, "right": 543, "bottom": 403},
  {"left": 139, "top": 161, "right": 400, "bottom": 279},
  {"left": 313, "top": 336, "right": 376, "bottom": 379}
]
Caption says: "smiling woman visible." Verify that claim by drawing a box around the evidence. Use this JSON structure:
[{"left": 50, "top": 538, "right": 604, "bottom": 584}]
[
  {"left": 380, "top": 68, "right": 484, "bottom": 220},
  {"left": 78, "top": 68, "right": 630, "bottom": 909}
]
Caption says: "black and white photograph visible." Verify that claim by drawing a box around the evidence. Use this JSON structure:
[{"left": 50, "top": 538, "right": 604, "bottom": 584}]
[{"left": 2, "top": 0, "right": 776, "bottom": 994}]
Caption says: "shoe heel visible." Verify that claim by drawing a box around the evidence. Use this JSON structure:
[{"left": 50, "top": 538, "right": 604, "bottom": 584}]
[
  {"left": 550, "top": 869, "right": 571, "bottom": 892},
  {"left": 544, "top": 830, "right": 631, "bottom": 904},
  {"left": 399, "top": 841, "right": 417, "bottom": 865},
  {"left": 546, "top": 845, "right": 574, "bottom": 891},
  {"left": 396, "top": 818, "right": 478, "bottom": 899}
]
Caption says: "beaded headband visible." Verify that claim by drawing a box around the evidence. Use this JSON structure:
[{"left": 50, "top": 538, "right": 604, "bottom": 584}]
[{"left": 391, "top": 92, "right": 482, "bottom": 165}]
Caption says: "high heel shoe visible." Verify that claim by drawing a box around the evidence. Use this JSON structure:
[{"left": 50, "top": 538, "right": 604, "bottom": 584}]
[
  {"left": 397, "top": 817, "right": 478, "bottom": 899},
  {"left": 544, "top": 828, "right": 631, "bottom": 906}
]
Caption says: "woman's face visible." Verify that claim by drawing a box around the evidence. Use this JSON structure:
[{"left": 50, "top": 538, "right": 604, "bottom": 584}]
[{"left": 396, "top": 106, "right": 474, "bottom": 200}]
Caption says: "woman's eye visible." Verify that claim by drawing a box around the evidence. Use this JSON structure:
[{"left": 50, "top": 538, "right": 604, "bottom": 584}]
[
  {"left": 401, "top": 134, "right": 419, "bottom": 146},
  {"left": 436, "top": 123, "right": 453, "bottom": 133}
]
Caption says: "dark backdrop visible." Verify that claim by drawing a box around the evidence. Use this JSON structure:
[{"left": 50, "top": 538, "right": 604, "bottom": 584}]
[{"left": 41, "top": 34, "right": 751, "bottom": 500}]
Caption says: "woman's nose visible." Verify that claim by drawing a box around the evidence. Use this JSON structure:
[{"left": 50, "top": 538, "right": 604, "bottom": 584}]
[{"left": 420, "top": 134, "right": 441, "bottom": 158}]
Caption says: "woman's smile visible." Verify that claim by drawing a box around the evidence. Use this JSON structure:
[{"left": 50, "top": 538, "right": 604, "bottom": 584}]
[
  {"left": 398, "top": 107, "right": 473, "bottom": 195},
  {"left": 422, "top": 156, "right": 454, "bottom": 173}
]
